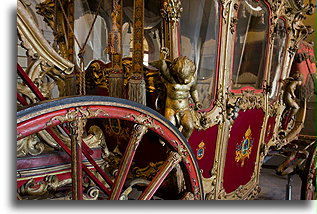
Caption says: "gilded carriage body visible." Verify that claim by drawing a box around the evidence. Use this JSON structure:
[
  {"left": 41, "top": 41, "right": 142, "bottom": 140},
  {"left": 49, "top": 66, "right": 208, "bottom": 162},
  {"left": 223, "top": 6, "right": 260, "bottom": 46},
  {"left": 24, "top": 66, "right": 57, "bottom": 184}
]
[{"left": 16, "top": 0, "right": 316, "bottom": 200}]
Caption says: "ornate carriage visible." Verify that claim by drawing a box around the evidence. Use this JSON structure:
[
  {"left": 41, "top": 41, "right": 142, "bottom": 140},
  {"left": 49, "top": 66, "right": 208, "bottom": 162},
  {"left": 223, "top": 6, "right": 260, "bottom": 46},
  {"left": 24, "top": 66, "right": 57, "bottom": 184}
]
[{"left": 17, "top": 0, "right": 316, "bottom": 200}]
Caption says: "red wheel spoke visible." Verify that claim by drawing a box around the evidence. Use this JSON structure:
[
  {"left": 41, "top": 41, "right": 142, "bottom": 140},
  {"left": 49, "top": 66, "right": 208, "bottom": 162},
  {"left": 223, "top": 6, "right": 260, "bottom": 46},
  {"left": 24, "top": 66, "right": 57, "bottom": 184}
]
[
  {"left": 46, "top": 128, "right": 111, "bottom": 196},
  {"left": 138, "top": 151, "right": 182, "bottom": 200},
  {"left": 16, "top": 65, "right": 113, "bottom": 190},
  {"left": 17, "top": 63, "right": 46, "bottom": 101},
  {"left": 17, "top": 96, "right": 203, "bottom": 200},
  {"left": 17, "top": 93, "right": 28, "bottom": 106},
  {"left": 70, "top": 119, "right": 86, "bottom": 200},
  {"left": 109, "top": 124, "right": 148, "bottom": 200}
]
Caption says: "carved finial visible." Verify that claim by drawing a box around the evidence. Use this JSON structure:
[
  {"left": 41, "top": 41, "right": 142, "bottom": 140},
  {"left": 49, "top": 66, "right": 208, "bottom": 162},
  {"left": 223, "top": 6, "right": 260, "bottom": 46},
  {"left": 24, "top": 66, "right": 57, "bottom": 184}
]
[{"left": 161, "top": 0, "right": 183, "bottom": 24}]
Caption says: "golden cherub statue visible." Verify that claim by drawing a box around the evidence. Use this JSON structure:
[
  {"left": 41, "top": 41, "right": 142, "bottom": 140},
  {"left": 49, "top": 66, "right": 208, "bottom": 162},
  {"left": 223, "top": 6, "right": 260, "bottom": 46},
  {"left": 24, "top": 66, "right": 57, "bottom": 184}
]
[
  {"left": 282, "top": 72, "right": 303, "bottom": 120},
  {"left": 151, "top": 48, "right": 201, "bottom": 139}
]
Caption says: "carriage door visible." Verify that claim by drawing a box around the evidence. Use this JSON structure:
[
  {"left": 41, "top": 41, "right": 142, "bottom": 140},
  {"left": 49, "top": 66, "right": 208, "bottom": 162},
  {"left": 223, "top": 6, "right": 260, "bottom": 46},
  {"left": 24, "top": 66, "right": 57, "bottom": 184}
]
[{"left": 219, "top": 0, "right": 270, "bottom": 199}]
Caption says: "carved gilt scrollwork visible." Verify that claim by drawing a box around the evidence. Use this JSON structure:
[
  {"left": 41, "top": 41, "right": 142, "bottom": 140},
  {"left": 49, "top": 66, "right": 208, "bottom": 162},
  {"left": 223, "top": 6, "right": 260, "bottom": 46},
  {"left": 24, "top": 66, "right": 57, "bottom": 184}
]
[
  {"left": 17, "top": 0, "right": 74, "bottom": 109},
  {"left": 18, "top": 174, "right": 101, "bottom": 200},
  {"left": 226, "top": 90, "right": 265, "bottom": 123},
  {"left": 181, "top": 192, "right": 195, "bottom": 200},
  {"left": 191, "top": 85, "right": 226, "bottom": 131},
  {"left": 220, "top": 0, "right": 232, "bottom": 24},
  {"left": 161, "top": 0, "right": 183, "bottom": 24},
  {"left": 85, "top": 61, "right": 109, "bottom": 90},
  {"left": 17, "top": 134, "right": 45, "bottom": 157},
  {"left": 229, "top": 90, "right": 263, "bottom": 110},
  {"left": 229, "top": 3, "right": 239, "bottom": 34},
  {"left": 279, "top": 0, "right": 315, "bottom": 56},
  {"left": 46, "top": 107, "right": 109, "bottom": 127},
  {"left": 17, "top": 106, "right": 108, "bottom": 157},
  {"left": 123, "top": 113, "right": 163, "bottom": 134},
  {"left": 18, "top": 175, "right": 72, "bottom": 197},
  {"left": 18, "top": 124, "right": 106, "bottom": 157},
  {"left": 17, "top": 0, "right": 74, "bottom": 73}
]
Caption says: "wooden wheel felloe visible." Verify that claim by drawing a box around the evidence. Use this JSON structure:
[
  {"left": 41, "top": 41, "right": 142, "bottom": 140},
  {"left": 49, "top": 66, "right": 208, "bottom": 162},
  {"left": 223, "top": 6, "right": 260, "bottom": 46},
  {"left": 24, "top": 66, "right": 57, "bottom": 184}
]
[
  {"left": 17, "top": 96, "right": 203, "bottom": 200},
  {"left": 301, "top": 144, "right": 316, "bottom": 200}
]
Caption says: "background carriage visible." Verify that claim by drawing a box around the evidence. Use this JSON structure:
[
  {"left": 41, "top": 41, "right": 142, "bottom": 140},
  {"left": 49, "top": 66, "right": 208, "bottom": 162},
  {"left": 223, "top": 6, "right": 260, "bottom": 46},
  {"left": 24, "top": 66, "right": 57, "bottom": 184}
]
[{"left": 16, "top": 0, "right": 316, "bottom": 200}]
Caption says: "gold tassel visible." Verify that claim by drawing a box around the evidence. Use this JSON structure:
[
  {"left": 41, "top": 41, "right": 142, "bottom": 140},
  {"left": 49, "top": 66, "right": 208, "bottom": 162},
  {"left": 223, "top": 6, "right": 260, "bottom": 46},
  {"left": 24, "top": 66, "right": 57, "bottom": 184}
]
[
  {"left": 128, "top": 78, "right": 146, "bottom": 105},
  {"left": 108, "top": 73, "right": 124, "bottom": 98}
]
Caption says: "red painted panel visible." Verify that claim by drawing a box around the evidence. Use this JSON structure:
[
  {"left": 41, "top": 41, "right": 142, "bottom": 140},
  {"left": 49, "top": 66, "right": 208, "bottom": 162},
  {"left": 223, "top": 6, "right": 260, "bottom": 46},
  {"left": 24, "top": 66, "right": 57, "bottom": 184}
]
[
  {"left": 264, "top": 116, "right": 276, "bottom": 144},
  {"left": 17, "top": 149, "right": 102, "bottom": 171},
  {"left": 231, "top": 86, "right": 263, "bottom": 94},
  {"left": 223, "top": 109, "right": 264, "bottom": 193},
  {"left": 189, "top": 125, "right": 218, "bottom": 178}
]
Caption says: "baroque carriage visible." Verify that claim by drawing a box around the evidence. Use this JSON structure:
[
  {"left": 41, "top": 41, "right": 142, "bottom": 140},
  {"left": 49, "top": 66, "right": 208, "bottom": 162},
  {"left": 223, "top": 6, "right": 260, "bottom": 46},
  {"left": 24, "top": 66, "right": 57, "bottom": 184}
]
[{"left": 17, "top": 0, "right": 316, "bottom": 200}]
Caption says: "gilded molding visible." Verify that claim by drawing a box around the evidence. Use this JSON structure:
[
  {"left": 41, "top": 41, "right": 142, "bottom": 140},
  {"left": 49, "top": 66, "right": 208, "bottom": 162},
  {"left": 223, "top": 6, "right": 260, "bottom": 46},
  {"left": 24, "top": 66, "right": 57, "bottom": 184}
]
[
  {"left": 123, "top": 113, "right": 163, "bottom": 134},
  {"left": 131, "top": 0, "right": 144, "bottom": 74},
  {"left": 85, "top": 61, "right": 109, "bottom": 90},
  {"left": 17, "top": 134, "right": 45, "bottom": 157},
  {"left": 18, "top": 175, "right": 100, "bottom": 200},
  {"left": 108, "top": 0, "right": 122, "bottom": 56},
  {"left": 108, "top": 0, "right": 124, "bottom": 98},
  {"left": 17, "top": 0, "right": 74, "bottom": 105},
  {"left": 168, "top": 151, "right": 182, "bottom": 165},
  {"left": 181, "top": 192, "right": 195, "bottom": 200},
  {"left": 220, "top": 0, "right": 232, "bottom": 24},
  {"left": 17, "top": 0, "right": 74, "bottom": 74},
  {"left": 192, "top": 87, "right": 226, "bottom": 131},
  {"left": 18, "top": 125, "right": 105, "bottom": 157},
  {"left": 227, "top": 90, "right": 265, "bottom": 111},
  {"left": 282, "top": 0, "right": 315, "bottom": 54},
  {"left": 130, "top": 124, "right": 148, "bottom": 151},
  {"left": 229, "top": 3, "right": 239, "bottom": 34},
  {"left": 46, "top": 107, "right": 109, "bottom": 126},
  {"left": 171, "top": 139, "right": 190, "bottom": 166},
  {"left": 18, "top": 175, "right": 72, "bottom": 197},
  {"left": 203, "top": 161, "right": 218, "bottom": 200}
]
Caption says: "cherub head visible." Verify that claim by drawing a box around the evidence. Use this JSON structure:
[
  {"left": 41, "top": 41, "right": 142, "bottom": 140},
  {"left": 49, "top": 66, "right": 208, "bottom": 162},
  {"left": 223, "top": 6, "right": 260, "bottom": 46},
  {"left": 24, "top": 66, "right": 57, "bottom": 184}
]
[
  {"left": 292, "top": 71, "right": 303, "bottom": 85},
  {"left": 171, "top": 56, "right": 196, "bottom": 84}
]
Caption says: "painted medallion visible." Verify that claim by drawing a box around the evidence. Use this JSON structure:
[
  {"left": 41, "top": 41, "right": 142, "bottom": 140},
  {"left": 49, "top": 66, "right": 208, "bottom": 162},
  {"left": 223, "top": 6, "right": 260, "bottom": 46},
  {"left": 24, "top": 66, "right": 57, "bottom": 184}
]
[
  {"left": 196, "top": 141, "right": 206, "bottom": 160},
  {"left": 235, "top": 126, "right": 254, "bottom": 167}
]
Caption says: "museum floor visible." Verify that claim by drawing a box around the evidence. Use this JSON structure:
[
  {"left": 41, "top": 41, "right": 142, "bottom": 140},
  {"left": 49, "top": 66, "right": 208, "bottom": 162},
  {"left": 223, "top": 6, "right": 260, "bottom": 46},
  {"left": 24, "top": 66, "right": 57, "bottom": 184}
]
[{"left": 256, "top": 156, "right": 302, "bottom": 200}]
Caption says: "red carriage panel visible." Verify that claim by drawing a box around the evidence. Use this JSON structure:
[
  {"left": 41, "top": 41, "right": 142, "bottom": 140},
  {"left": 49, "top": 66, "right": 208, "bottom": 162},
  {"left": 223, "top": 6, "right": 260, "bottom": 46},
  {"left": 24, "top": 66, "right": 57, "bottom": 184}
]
[
  {"left": 189, "top": 125, "right": 218, "bottom": 178},
  {"left": 223, "top": 109, "right": 264, "bottom": 193},
  {"left": 264, "top": 116, "right": 276, "bottom": 144}
]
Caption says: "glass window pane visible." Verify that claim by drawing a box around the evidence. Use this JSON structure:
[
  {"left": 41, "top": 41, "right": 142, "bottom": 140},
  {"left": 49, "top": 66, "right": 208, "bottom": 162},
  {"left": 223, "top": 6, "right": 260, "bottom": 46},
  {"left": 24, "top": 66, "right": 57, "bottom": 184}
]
[
  {"left": 269, "top": 19, "right": 287, "bottom": 99},
  {"left": 180, "top": 0, "right": 220, "bottom": 109},
  {"left": 232, "top": 0, "right": 269, "bottom": 90},
  {"left": 122, "top": 0, "right": 162, "bottom": 61},
  {"left": 74, "top": 0, "right": 112, "bottom": 66}
]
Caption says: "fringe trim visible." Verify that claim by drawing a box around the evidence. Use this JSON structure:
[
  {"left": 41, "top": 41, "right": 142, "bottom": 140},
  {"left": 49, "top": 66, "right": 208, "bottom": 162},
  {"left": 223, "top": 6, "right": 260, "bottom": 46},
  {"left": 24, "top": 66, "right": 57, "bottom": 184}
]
[
  {"left": 128, "top": 79, "right": 146, "bottom": 105},
  {"left": 108, "top": 75, "right": 124, "bottom": 98}
]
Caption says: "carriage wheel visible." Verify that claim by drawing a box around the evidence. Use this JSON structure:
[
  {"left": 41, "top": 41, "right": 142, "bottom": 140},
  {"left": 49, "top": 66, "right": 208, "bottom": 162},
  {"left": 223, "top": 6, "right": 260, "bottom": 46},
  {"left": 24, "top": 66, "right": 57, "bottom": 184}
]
[
  {"left": 17, "top": 96, "right": 203, "bottom": 200},
  {"left": 300, "top": 144, "right": 316, "bottom": 200}
]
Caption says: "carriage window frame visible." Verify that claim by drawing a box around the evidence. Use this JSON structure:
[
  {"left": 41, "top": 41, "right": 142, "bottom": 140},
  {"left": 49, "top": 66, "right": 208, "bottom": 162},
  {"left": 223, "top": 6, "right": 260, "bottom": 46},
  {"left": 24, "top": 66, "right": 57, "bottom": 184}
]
[
  {"left": 179, "top": 0, "right": 222, "bottom": 111},
  {"left": 230, "top": 0, "right": 271, "bottom": 94},
  {"left": 268, "top": 18, "right": 288, "bottom": 101}
]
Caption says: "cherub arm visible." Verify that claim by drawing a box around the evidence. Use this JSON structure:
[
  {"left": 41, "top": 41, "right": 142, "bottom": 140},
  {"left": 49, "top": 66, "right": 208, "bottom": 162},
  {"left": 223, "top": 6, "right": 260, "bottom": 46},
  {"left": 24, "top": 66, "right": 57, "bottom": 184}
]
[
  {"left": 190, "top": 78, "right": 202, "bottom": 110},
  {"left": 150, "top": 59, "right": 175, "bottom": 83}
]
